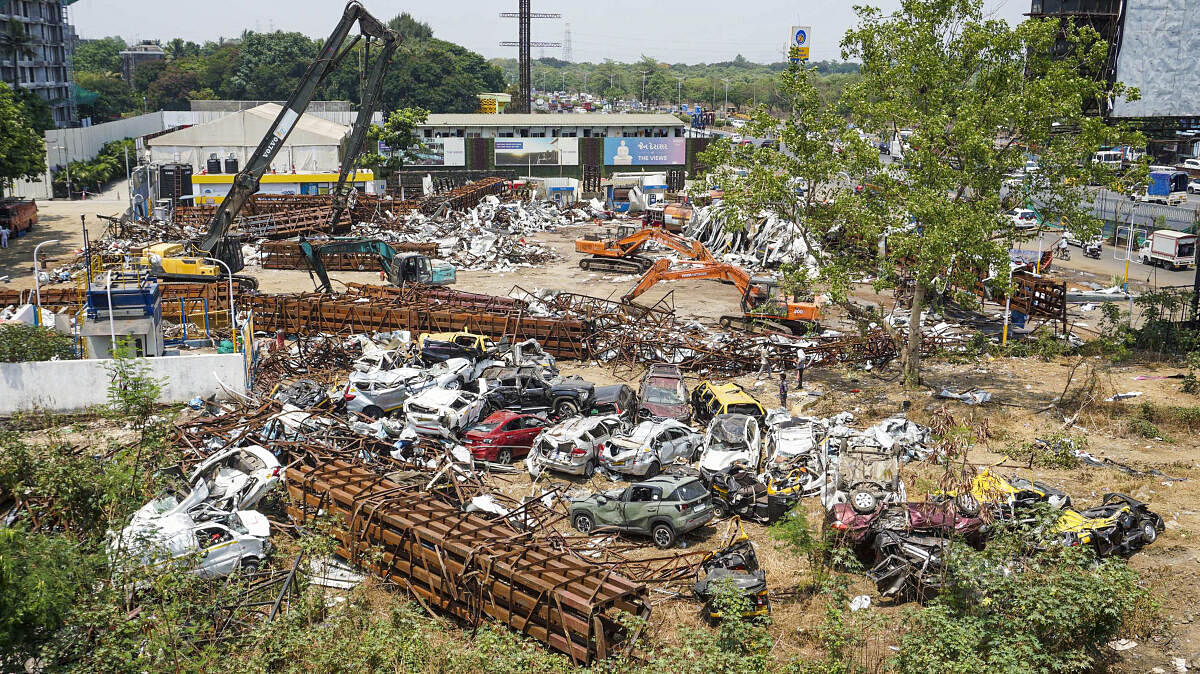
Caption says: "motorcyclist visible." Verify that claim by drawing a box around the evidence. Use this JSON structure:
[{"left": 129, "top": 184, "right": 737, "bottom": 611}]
[{"left": 1084, "top": 240, "right": 1102, "bottom": 258}]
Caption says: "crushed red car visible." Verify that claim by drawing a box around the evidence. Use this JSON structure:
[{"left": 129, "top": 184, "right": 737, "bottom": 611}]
[
  {"left": 462, "top": 411, "right": 550, "bottom": 463},
  {"left": 638, "top": 363, "right": 691, "bottom": 422}
]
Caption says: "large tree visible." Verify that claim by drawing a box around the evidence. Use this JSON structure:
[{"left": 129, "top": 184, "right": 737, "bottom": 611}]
[
  {"left": 72, "top": 36, "right": 126, "bottom": 74},
  {"left": 74, "top": 72, "right": 138, "bottom": 122},
  {"left": 222, "top": 31, "right": 319, "bottom": 101},
  {"left": 839, "top": 0, "right": 1142, "bottom": 383},
  {"left": 0, "top": 82, "right": 45, "bottom": 197},
  {"left": 358, "top": 107, "right": 430, "bottom": 180}
]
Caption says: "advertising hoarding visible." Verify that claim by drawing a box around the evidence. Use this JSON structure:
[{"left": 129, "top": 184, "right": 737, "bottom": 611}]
[
  {"left": 604, "top": 138, "right": 686, "bottom": 166},
  {"left": 408, "top": 138, "right": 466, "bottom": 166},
  {"left": 494, "top": 138, "right": 579, "bottom": 166}
]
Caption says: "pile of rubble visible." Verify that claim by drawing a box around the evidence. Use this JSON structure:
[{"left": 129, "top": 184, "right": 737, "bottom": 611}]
[{"left": 684, "top": 205, "right": 822, "bottom": 273}]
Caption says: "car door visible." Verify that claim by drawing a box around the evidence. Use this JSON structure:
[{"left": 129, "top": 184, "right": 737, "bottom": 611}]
[
  {"left": 194, "top": 524, "right": 241, "bottom": 578},
  {"left": 621, "top": 485, "right": 663, "bottom": 533},
  {"left": 509, "top": 416, "right": 542, "bottom": 455},
  {"left": 592, "top": 488, "right": 628, "bottom": 527},
  {"left": 522, "top": 374, "right": 550, "bottom": 408},
  {"left": 661, "top": 427, "right": 687, "bottom": 462}
]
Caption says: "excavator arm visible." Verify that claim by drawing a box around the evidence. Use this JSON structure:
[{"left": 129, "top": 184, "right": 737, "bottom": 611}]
[
  {"left": 198, "top": 1, "right": 398, "bottom": 254},
  {"left": 299, "top": 238, "right": 396, "bottom": 293},
  {"left": 576, "top": 227, "right": 714, "bottom": 262},
  {"left": 621, "top": 259, "right": 751, "bottom": 304}
]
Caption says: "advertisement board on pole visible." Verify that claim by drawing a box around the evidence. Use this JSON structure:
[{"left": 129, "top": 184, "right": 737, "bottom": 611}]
[
  {"left": 789, "top": 25, "right": 811, "bottom": 62},
  {"left": 604, "top": 138, "right": 686, "bottom": 166},
  {"left": 494, "top": 138, "right": 579, "bottom": 166}
]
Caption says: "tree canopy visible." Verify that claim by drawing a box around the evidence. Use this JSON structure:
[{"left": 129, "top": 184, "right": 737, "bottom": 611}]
[{"left": 0, "top": 82, "right": 45, "bottom": 196}]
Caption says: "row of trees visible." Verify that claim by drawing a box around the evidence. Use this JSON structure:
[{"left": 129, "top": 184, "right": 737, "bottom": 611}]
[
  {"left": 71, "top": 13, "right": 505, "bottom": 122},
  {"left": 0, "top": 83, "right": 46, "bottom": 197},
  {"left": 699, "top": 0, "right": 1144, "bottom": 383},
  {"left": 490, "top": 54, "right": 859, "bottom": 112}
]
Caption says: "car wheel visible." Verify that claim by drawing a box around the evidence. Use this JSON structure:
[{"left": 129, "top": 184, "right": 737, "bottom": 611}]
[
  {"left": 1141, "top": 522, "right": 1158, "bottom": 544},
  {"left": 849, "top": 489, "right": 879, "bottom": 514},
  {"left": 495, "top": 448, "right": 514, "bottom": 464},
  {"left": 582, "top": 459, "right": 596, "bottom": 478},
  {"left": 444, "top": 379, "right": 461, "bottom": 390},
  {"left": 955, "top": 494, "right": 981, "bottom": 517},
  {"left": 555, "top": 400, "right": 580, "bottom": 417},
  {"left": 239, "top": 557, "right": 260, "bottom": 573},
  {"left": 646, "top": 460, "right": 661, "bottom": 477},
  {"left": 362, "top": 405, "right": 384, "bottom": 420},
  {"left": 711, "top": 501, "right": 729, "bottom": 519},
  {"left": 572, "top": 513, "right": 595, "bottom": 534},
  {"left": 651, "top": 523, "right": 676, "bottom": 549}
]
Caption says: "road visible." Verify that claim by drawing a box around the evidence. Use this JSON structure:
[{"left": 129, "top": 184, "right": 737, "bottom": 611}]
[{"left": 1028, "top": 230, "right": 1195, "bottom": 292}]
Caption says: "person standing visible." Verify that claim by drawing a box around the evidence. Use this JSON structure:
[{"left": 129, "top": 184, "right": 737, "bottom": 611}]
[
  {"left": 0, "top": 226, "right": 9, "bottom": 249},
  {"left": 778, "top": 371, "right": 788, "bottom": 408},
  {"left": 756, "top": 345, "right": 769, "bottom": 378}
]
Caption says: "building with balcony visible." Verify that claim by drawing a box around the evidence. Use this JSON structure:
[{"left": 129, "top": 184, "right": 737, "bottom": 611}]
[
  {"left": 0, "top": 0, "right": 76, "bottom": 127},
  {"left": 119, "top": 41, "right": 164, "bottom": 85}
]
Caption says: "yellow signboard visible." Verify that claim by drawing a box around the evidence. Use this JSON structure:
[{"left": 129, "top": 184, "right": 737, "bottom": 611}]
[
  {"left": 788, "top": 46, "right": 810, "bottom": 60},
  {"left": 479, "top": 98, "right": 498, "bottom": 114}
]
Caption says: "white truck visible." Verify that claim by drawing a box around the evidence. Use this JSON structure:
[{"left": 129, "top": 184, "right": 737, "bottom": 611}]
[{"left": 1139, "top": 230, "right": 1196, "bottom": 270}]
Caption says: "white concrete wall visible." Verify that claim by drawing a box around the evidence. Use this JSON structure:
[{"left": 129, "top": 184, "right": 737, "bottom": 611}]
[{"left": 0, "top": 353, "right": 247, "bottom": 414}]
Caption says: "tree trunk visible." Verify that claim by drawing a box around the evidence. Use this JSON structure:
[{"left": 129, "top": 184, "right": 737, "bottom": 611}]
[{"left": 903, "top": 281, "right": 926, "bottom": 385}]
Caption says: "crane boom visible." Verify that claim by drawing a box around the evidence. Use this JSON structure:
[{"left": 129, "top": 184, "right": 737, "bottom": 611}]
[
  {"left": 621, "top": 259, "right": 750, "bottom": 304},
  {"left": 198, "top": 1, "right": 398, "bottom": 254}
]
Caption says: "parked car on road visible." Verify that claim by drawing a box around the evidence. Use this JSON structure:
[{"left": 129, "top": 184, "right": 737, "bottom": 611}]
[
  {"left": 463, "top": 411, "right": 550, "bottom": 464},
  {"left": 697, "top": 414, "right": 763, "bottom": 483},
  {"left": 600, "top": 418, "right": 702, "bottom": 477},
  {"left": 568, "top": 474, "right": 713, "bottom": 548},
  {"left": 638, "top": 363, "right": 691, "bottom": 421},
  {"left": 525, "top": 414, "right": 624, "bottom": 477},
  {"left": 404, "top": 386, "right": 489, "bottom": 438}
]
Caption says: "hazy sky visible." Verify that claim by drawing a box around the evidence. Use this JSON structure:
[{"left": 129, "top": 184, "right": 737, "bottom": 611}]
[{"left": 70, "top": 0, "right": 1029, "bottom": 64}]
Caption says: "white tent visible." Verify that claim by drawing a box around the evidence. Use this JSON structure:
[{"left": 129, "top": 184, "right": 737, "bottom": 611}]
[{"left": 146, "top": 103, "right": 349, "bottom": 174}]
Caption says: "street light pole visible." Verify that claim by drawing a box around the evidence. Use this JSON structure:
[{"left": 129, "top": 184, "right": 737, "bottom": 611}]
[
  {"left": 676, "top": 76, "right": 683, "bottom": 110},
  {"left": 202, "top": 257, "right": 237, "bottom": 351},
  {"left": 32, "top": 239, "right": 60, "bottom": 327},
  {"left": 721, "top": 78, "right": 731, "bottom": 122},
  {"left": 640, "top": 70, "right": 649, "bottom": 106}
]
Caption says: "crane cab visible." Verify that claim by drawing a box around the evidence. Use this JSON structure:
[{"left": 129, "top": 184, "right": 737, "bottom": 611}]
[{"left": 741, "top": 278, "right": 820, "bottom": 326}]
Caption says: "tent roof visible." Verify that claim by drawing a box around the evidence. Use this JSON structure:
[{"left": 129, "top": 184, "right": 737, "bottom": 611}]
[{"left": 147, "top": 103, "right": 348, "bottom": 147}]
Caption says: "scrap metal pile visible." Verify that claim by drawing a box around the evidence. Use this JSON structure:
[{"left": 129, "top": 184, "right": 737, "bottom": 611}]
[{"left": 684, "top": 205, "right": 822, "bottom": 272}]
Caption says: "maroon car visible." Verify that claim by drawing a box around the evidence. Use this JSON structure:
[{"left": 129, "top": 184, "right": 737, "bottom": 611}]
[
  {"left": 463, "top": 411, "right": 550, "bottom": 463},
  {"left": 825, "top": 501, "right": 987, "bottom": 548},
  {"left": 638, "top": 363, "right": 691, "bottom": 422}
]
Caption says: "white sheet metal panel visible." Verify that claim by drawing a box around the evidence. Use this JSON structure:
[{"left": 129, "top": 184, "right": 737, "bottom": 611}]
[{"left": 1110, "top": 0, "right": 1200, "bottom": 118}]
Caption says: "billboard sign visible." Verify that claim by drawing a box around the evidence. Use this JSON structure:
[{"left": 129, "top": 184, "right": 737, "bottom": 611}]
[
  {"left": 494, "top": 138, "right": 579, "bottom": 166},
  {"left": 604, "top": 138, "right": 686, "bottom": 166},
  {"left": 406, "top": 138, "right": 465, "bottom": 166},
  {"left": 789, "top": 25, "right": 811, "bottom": 62},
  {"left": 1109, "top": 0, "right": 1200, "bottom": 118}
]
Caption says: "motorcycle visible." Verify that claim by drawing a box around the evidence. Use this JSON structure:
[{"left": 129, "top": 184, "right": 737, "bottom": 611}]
[
  {"left": 707, "top": 466, "right": 798, "bottom": 525},
  {"left": 1083, "top": 243, "right": 1102, "bottom": 260}
]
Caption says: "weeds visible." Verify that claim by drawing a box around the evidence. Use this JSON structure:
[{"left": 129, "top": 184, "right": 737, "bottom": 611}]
[{"left": 1001, "top": 431, "right": 1085, "bottom": 469}]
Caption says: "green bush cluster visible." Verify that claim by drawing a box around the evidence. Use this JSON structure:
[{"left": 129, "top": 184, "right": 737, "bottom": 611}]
[
  {"left": 0, "top": 323, "right": 75, "bottom": 363},
  {"left": 51, "top": 138, "right": 136, "bottom": 194},
  {"left": 1001, "top": 431, "right": 1085, "bottom": 468}
]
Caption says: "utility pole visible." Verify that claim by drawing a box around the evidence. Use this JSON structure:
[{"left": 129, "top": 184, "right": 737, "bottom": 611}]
[
  {"left": 721, "top": 78, "right": 730, "bottom": 122},
  {"left": 498, "top": 3, "right": 561, "bottom": 113},
  {"left": 562, "top": 72, "right": 567, "bottom": 93},
  {"left": 640, "top": 70, "right": 649, "bottom": 106},
  {"left": 675, "top": 76, "right": 683, "bottom": 110}
]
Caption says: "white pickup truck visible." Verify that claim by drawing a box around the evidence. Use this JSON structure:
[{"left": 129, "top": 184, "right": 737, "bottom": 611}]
[{"left": 1139, "top": 230, "right": 1196, "bottom": 270}]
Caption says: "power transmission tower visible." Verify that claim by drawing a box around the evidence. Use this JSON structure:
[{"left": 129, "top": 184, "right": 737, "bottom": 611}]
[
  {"left": 499, "top": 3, "right": 561, "bottom": 113},
  {"left": 563, "top": 22, "right": 572, "bottom": 62}
]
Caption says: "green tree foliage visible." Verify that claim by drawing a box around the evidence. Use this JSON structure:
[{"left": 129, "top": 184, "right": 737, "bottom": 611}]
[
  {"left": 387, "top": 12, "right": 433, "bottom": 40},
  {"left": 14, "top": 87, "right": 53, "bottom": 133},
  {"left": 72, "top": 36, "right": 127, "bottom": 74},
  {"left": 374, "top": 39, "right": 506, "bottom": 113},
  {"left": 893, "top": 512, "right": 1152, "bottom": 673},
  {"left": 74, "top": 71, "right": 138, "bottom": 122},
  {"left": 839, "top": 0, "right": 1143, "bottom": 383},
  {"left": 52, "top": 138, "right": 134, "bottom": 194},
  {"left": 0, "top": 82, "right": 44, "bottom": 196},
  {"left": 224, "top": 31, "right": 320, "bottom": 101},
  {"left": 130, "top": 58, "right": 166, "bottom": 96},
  {"left": 0, "top": 528, "right": 95, "bottom": 665},
  {"left": 163, "top": 38, "right": 201, "bottom": 61},
  {"left": 359, "top": 107, "right": 430, "bottom": 179},
  {"left": 0, "top": 324, "right": 75, "bottom": 362}
]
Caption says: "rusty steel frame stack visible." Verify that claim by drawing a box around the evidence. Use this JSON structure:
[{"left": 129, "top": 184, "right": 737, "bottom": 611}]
[
  {"left": 286, "top": 459, "right": 649, "bottom": 664},
  {"left": 246, "top": 293, "right": 588, "bottom": 359},
  {"left": 418, "top": 177, "right": 508, "bottom": 215},
  {"left": 259, "top": 241, "right": 440, "bottom": 270}
]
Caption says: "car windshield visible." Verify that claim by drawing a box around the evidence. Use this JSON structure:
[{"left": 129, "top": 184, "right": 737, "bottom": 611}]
[
  {"left": 708, "top": 418, "right": 749, "bottom": 451},
  {"left": 644, "top": 384, "right": 684, "bottom": 405},
  {"left": 726, "top": 404, "right": 761, "bottom": 417},
  {"left": 470, "top": 421, "right": 502, "bottom": 434},
  {"left": 669, "top": 480, "right": 707, "bottom": 502},
  {"left": 145, "top": 494, "right": 180, "bottom": 515}
]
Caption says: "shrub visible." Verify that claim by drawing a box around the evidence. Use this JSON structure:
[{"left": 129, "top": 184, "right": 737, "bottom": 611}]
[
  {"left": 1001, "top": 431, "right": 1084, "bottom": 468},
  {"left": 892, "top": 516, "right": 1153, "bottom": 674},
  {"left": 0, "top": 324, "right": 75, "bottom": 362}
]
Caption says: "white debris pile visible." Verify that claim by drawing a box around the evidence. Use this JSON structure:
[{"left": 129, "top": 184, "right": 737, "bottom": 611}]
[
  {"left": 684, "top": 205, "right": 822, "bottom": 272},
  {"left": 353, "top": 196, "right": 592, "bottom": 271}
]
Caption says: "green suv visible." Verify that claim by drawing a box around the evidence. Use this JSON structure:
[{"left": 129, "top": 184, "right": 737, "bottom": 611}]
[{"left": 568, "top": 475, "right": 713, "bottom": 548}]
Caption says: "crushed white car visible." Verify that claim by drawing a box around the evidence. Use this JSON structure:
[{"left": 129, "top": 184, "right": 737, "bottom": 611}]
[
  {"left": 697, "top": 413, "right": 762, "bottom": 482},
  {"left": 526, "top": 415, "right": 624, "bottom": 478},
  {"left": 113, "top": 509, "right": 271, "bottom": 578},
  {"left": 132, "top": 445, "right": 280, "bottom": 524},
  {"left": 404, "top": 385, "right": 489, "bottom": 437},
  {"left": 600, "top": 418, "right": 701, "bottom": 477}
]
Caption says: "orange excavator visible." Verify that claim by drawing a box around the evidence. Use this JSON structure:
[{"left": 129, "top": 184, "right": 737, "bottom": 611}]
[
  {"left": 574, "top": 226, "right": 714, "bottom": 274},
  {"left": 621, "top": 258, "right": 821, "bottom": 334}
]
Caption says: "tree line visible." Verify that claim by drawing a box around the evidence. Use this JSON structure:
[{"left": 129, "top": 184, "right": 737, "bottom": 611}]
[
  {"left": 489, "top": 54, "right": 860, "bottom": 112},
  {"left": 71, "top": 13, "right": 505, "bottom": 123}
]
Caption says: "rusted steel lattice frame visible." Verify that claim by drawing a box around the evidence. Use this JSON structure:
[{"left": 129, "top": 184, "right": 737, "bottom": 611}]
[{"left": 286, "top": 461, "right": 649, "bottom": 663}]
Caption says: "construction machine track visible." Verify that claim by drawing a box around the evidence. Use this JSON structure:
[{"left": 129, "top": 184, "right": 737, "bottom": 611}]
[{"left": 578, "top": 255, "right": 654, "bottom": 274}]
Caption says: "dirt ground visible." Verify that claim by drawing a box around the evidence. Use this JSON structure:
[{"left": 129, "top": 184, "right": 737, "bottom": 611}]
[{"left": 8, "top": 197, "right": 1200, "bottom": 669}]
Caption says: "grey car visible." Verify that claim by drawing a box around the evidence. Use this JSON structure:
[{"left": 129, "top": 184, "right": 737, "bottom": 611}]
[{"left": 568, "top": 475, "right": 713, "bottom": 548}]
